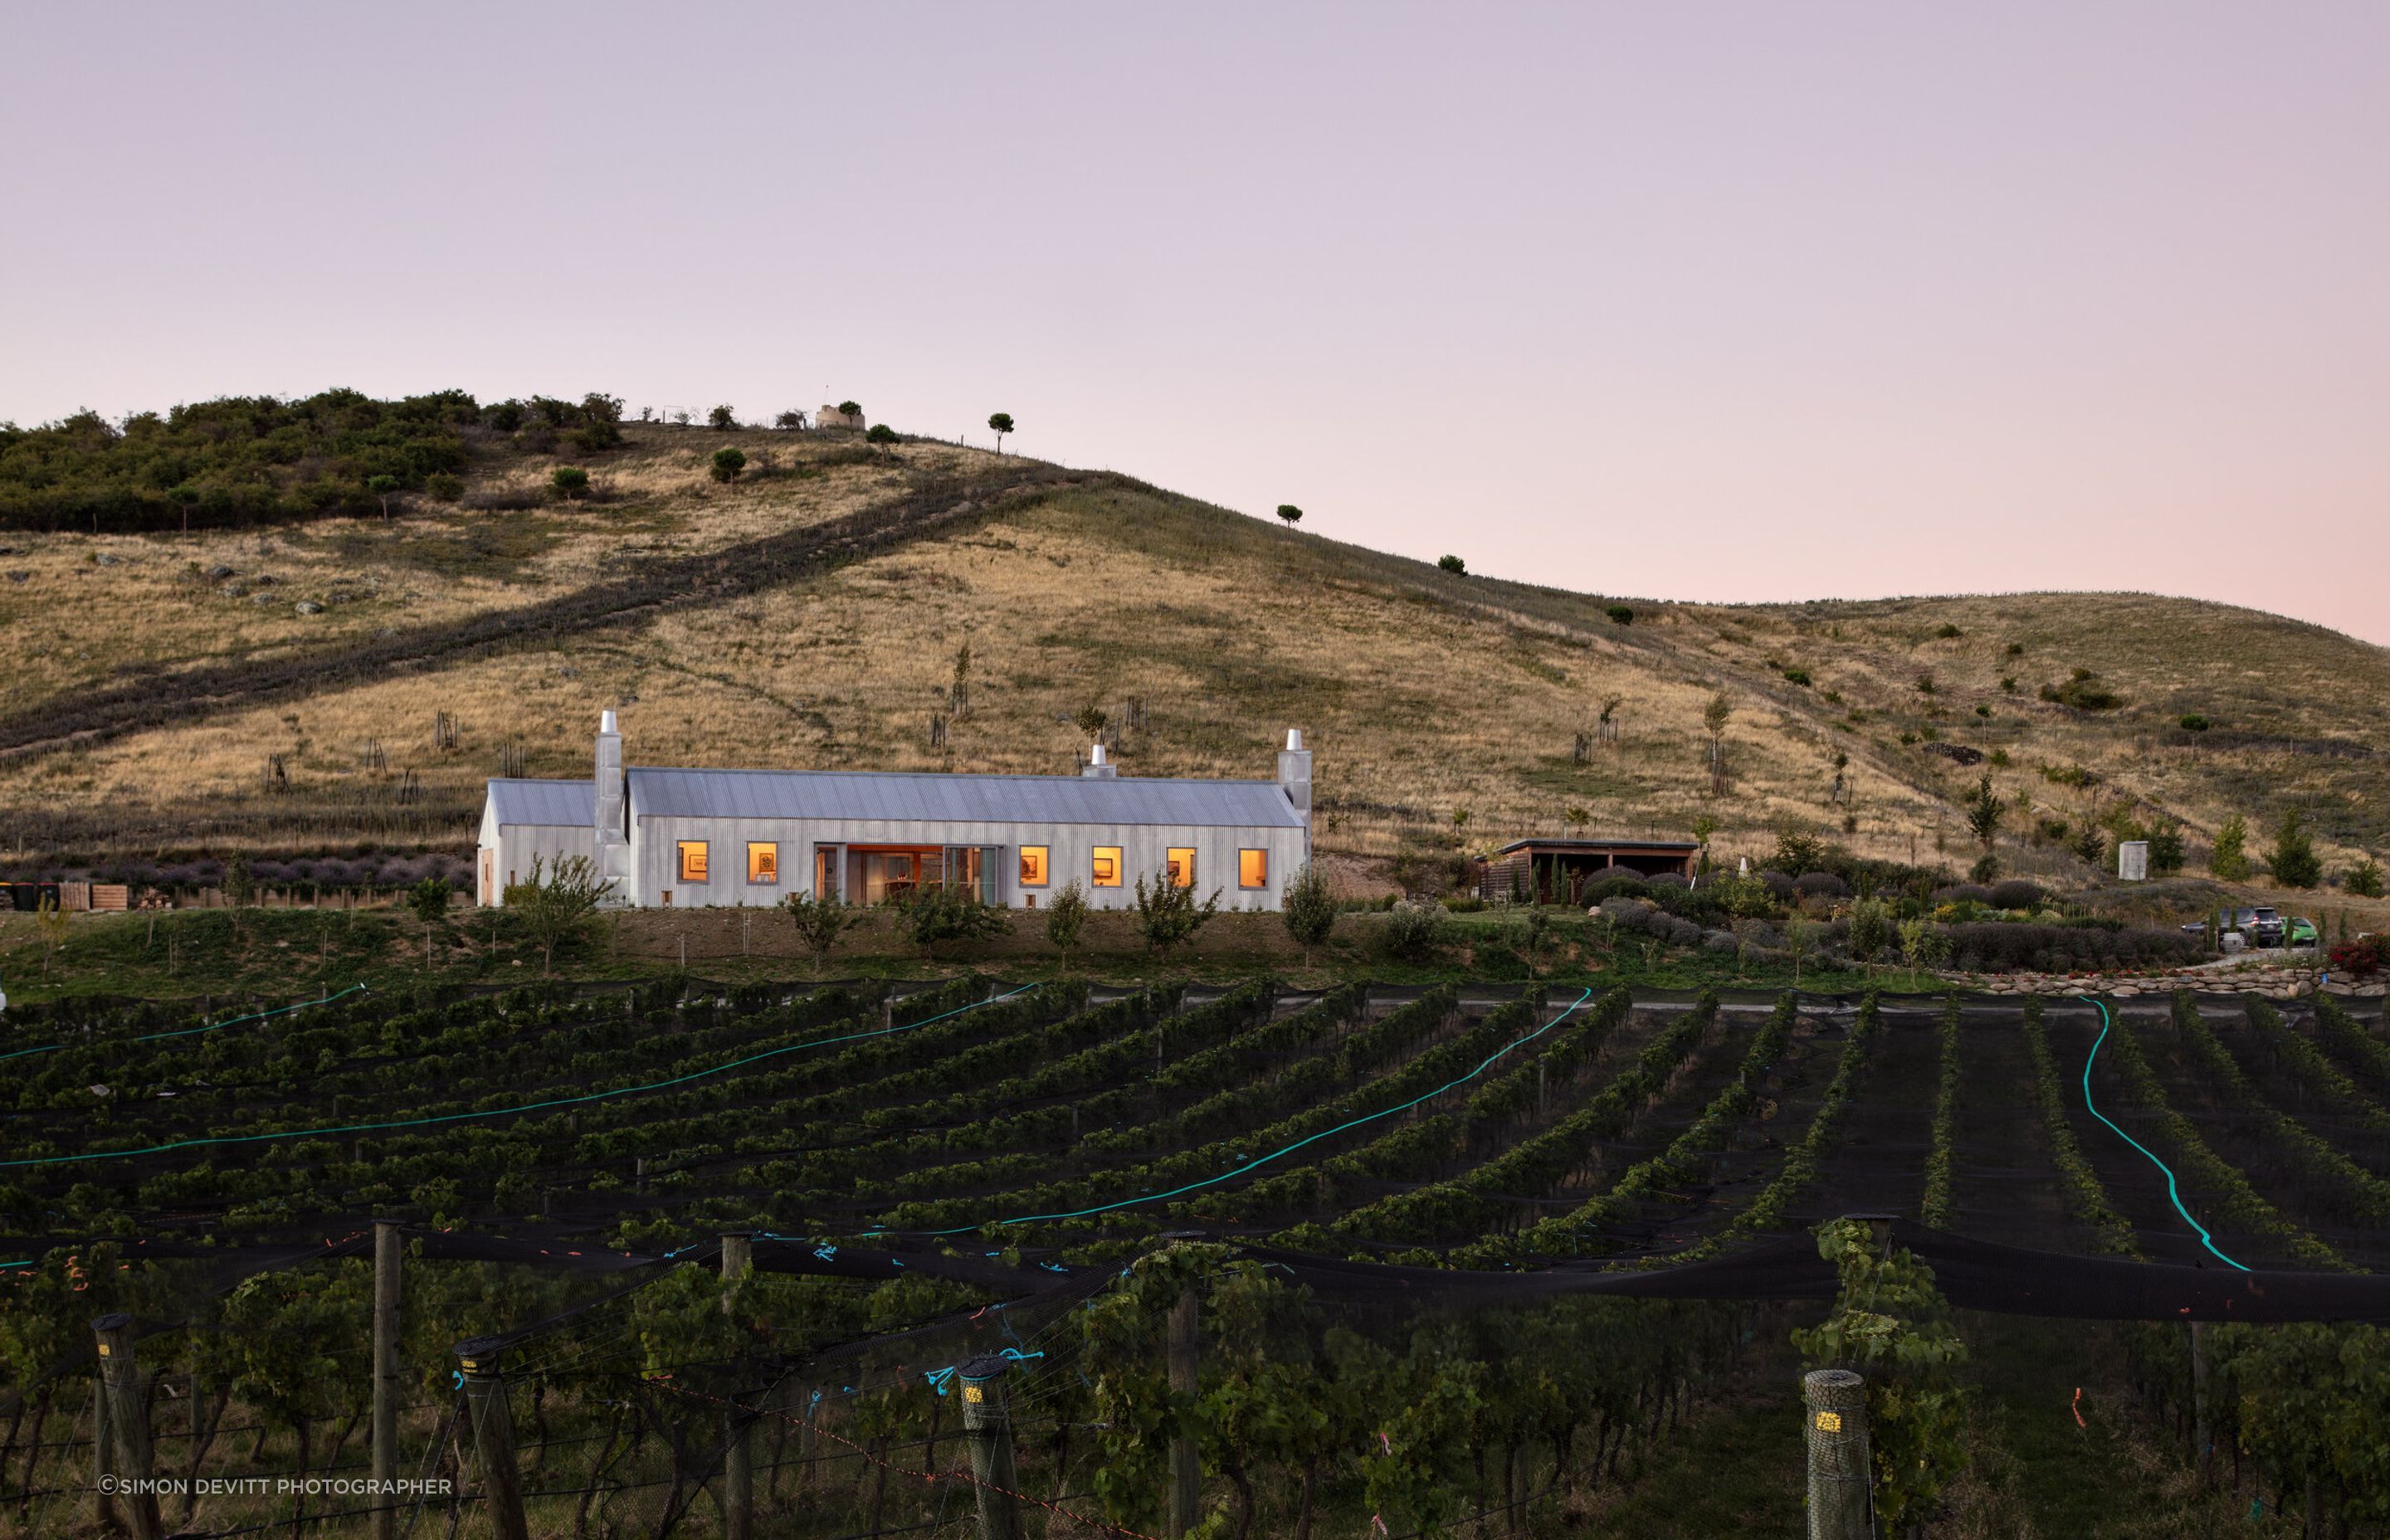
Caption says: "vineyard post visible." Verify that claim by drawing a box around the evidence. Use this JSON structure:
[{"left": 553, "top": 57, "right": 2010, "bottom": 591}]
[
  {"left": 372, "top": 1221, "right": 402, "bottom": 1540},
  {"left": 1167, "top": 1286, "right": 1200, "bottom": 1538},
  {"left": 92, "top": 1367, "right": 115, "bottom": 1533},
  {"left": 1802, "top": 1369, "right": 1871, "bottom": 1540},
  {"left": 91, "top": 1313, "right": 162, "bottom": 1540},
  {"left": 453, "top": 1338, "right": 529, "bottom": 1540},
  {"left": 958, "top": 1356, "right": 1022, "bottom": 1540},
  {"left": 721, "top": 1235, "right": 754, "bottom": 1540},
  {"left": 2190, "top": 1321, "right": 2212, "bottom": 1485}
]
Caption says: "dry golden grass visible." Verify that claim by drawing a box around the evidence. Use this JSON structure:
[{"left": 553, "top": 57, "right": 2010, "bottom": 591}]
[
  {"left": 0, "top": 426, "right": 964, "bottom": 723},
  {"left": 7, "top": 441, "right": 2388, "bottom": 894}
]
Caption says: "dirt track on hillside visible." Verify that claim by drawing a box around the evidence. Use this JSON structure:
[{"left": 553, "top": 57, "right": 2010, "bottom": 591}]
[{"left": 0, "top": 464, "right": 1089, "bottom": 762}]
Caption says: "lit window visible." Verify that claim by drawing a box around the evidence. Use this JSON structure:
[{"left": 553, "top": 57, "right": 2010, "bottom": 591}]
[
  {"left": 678, "top": 841, "right": 709, "bottom": 882},
  {"left": 1019, "top": 846, "right": 1049, "bottom": 887},
  {"left": 1167, "top": 848, "right": 1196, "bottom": 888},
  {"left": 748, "top": 842, "right": 778, "bottom": 884},
  {"left": 1091, "top": 847, "right": 1123, "bottom": 887},
  {"left": 1239, "top": 849, "right": 1268, "bottom": 888}
]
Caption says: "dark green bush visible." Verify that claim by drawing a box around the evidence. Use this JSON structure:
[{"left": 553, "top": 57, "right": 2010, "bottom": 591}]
[
  {"left": 0, "top": 388, "right": 477, "bottom": 533},
  {"left": 2040, "top": 668, "right": 2124, "bottom": 710}
]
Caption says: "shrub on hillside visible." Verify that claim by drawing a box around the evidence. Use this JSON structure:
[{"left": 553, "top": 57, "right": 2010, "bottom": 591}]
[
  {"left": 1378, "top": 900, "right": 1448, "bottom": 962},
  {"left": 1988, "top": 879, "right": 2044, "bottom": 910},
  {"left": 2039, "top": 668, "right": 2124, "bottom": 710},
  {"left": 1942, "top": 920, "right": 2200, "bottom": 974},
  {"left": 1582, "top": 872, "right": 1649, "bottom": 905},
  {"left": 1793, "top": 871, "right": 1848, "bottom": 900},
  {"left": 1605, "top": 603, "right": 1635, "bottom": 625},
  {"left": 2267, "top": 808, "right": 2322, "bottom": 889},
  {"left": 2328, "top": 938, "right": 2387, "bottom": 977}
]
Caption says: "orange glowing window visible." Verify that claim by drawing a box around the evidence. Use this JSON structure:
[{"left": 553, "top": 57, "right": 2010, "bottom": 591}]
[
  {"left": 1238, "top": 849, "right": 1268, "bottom": 889},
  {"left": 678, "top": 841, "right": 709, "bottom": 883},
  {"left": 1091, "top": 847, "right": 1123, "bottom": 888},
  {"left": 748, "top": 842, "right": 778, "bottom": 884},
  {"left": 1167, "top": 849, "right": 1196, "bottom": 888},
  {"left": 1019, "top": 846, "right": 1049, "bottom": 887}
]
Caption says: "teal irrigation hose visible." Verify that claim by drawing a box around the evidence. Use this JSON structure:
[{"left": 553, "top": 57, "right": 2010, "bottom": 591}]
[
  {"left": 0, "top": 983, "right": 1038, "bottom": 1172},
  {"left": 0, "top": 982, "right": 372, "bottom": 1065},
  {"left": 872, "top": 985, "right": 1598, "bottom": 1238},
  {"left": 2077, "top": 996, "right": 2249, "bottom": 1273}
]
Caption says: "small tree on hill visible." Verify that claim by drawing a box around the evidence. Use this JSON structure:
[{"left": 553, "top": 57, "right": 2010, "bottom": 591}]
[
  {"left": 2146, "top": 819, "right": 2186, "bottom": 876},
  {"left": 1848, "top": 898, "right": 1890, "bottom": 976},
  {"left": 708, "top": 404, "right": 737, "bottom": 431},
  {"left": 1898, "top": 917, "right": 1949, "bottom": 988},
  {"left": 405, "top": 876, "right": 452, "bottom": 969},
  {"left": 1963, "top": 772, "right": 2002, "bottom": 855},
  {"left": 2345, "top": 858, "right": 2385, "bottom": 899},
  {"left": 170, "top": 483, "right": 201, "bottom": 534},
  {"left": 1133, "top": 874, "right": 1222, "bottom": 958},
  {"left": 2268, "top": 807, "right": 2322, "bottom": 889},
  {"left": 1045, "top": 880, "right": 1090, "bottom": 972},
  {"left": 573, "top": 392, "right": 626, "bottom": 452},
  {"left": 837, "top": 400, "right": 862, "bottom": 418},
  {"left": 33, "top": 896, "right": 68, "bottom": 982},
  {"left": 781, "top": 890, "right": 857, "bottom": 977},
  {"left": 223, "top": 855, "right": 255, "bottom": 908},
  {"left": 866, "top": 423, "right": 900, "bottom": 449},
  {"left": 1690, "top": 811, "right": 1719, "bottom": 877},
  {"left": 503, "top": 854, "right": 616, "bottom": 975},
  {"left": 2211, "top": 814, "right": 2252, "bottom": 881},
  {"left": 1276, "top": 504, "right": 1302, "bottom": 528},
  {"left": 367, "top": 475, "right": 400, "bottom": 521},
  {"left": 1074, "top": 704, "right": 1109, "bottom": 743},
  {"left": 988, "top": 412, "right": 1013, "bottom": 452},
  {"left": 1281, "top": 861, "right": 1336, "bottom": 964},
  {"left": 1437, "top": 554, "right": 1466, "bottom": 574},
  {"left": 899, "top": 884, "right": 1008, "bottom": 958},
  {"left": 551, "top": 466, "right": 591, "bottom": 501},
  {"left": 774, "top": 409, "right": 808, "bottom": 430},
  {"left": 710, "top": 446, "right": 746, "bottom": 485}
]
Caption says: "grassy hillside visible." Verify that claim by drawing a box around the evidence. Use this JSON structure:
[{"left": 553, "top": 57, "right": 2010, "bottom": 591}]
[{"left": 2, "top": 409, "right": 2384, "bottom": 905}]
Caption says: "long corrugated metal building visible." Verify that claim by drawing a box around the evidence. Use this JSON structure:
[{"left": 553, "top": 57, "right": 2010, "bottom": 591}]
[{"left": 477, "top": 712, "right": 1314, "bottom": 911}]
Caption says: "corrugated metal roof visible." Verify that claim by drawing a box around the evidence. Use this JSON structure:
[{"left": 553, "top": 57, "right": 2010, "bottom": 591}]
[
  {"left": 487, "top": 778, "right": 596, "bottom": 827},
  {"left": 627, "top": 767, "right": 1305, "bottom": 829}
]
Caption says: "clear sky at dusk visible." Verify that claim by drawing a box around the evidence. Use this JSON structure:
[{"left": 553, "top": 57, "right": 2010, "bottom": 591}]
[{"left": 5, "top": 4, "right": 2385, "bottom": 640}]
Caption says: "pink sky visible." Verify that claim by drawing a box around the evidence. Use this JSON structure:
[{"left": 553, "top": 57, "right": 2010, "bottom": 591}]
[{"left": 6, "top": 4, "right": 2387, "bottom": 641}]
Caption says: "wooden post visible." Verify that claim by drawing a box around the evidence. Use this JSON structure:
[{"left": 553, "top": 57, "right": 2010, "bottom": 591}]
[
  {"left": 454, "top": 1338, "right": 529, "bottom": 1540},
  {"left": 1802, "top": 1369, "right": 1871, "bottom": 1540},
  {"left": 372, "top": 1222, "right": 402, "bottom": 1540},
  {"left": 721, "top": 1235, "right": 754, "bottom": 1540},
  {"left": 1167, "top": 1286, "right": 1199, "bottom": 1538},
  {"left": 92, "top": 1313, "right": 163, "bottom": 1540},
  {"left": 958, "top": 1356, "right": 1022, "bottom": 1540},
  {"left": 2190, "top": 1320, "right": 2212, "bottom": 1486}
]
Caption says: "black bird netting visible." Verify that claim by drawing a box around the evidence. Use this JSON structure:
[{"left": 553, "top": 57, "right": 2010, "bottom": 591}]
[{"left": 5, "top": 977, "right": 2389, "bottom": 1535}]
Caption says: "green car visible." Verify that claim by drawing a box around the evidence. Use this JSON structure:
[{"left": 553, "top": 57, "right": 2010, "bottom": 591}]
[{"left": 2286, "top": 916, "right": 2319, "bottom": 950}]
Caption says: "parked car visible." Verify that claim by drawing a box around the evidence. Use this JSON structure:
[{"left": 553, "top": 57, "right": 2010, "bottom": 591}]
[
  {"left": 2286, "top": 916, "right": 2319, "bottom": 950},
  {"left": 2190, "top": 907, "right": 2286, "bottom": 947}
]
